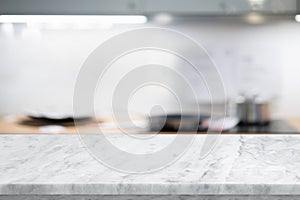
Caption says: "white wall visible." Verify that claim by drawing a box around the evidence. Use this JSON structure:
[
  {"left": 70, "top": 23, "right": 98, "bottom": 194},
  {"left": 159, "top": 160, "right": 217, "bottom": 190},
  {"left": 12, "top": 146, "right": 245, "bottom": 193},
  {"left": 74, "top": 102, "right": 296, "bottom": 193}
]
[{"left": 0, "top": 18, "right": 299, "bottom": 118}]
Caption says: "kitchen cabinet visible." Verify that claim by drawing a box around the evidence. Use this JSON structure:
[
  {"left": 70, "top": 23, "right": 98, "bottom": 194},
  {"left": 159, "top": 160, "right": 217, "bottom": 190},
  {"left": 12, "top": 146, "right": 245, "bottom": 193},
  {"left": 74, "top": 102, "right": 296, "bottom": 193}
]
[{"left": 0, "top": 0, "right": 298, "bottom": 15}]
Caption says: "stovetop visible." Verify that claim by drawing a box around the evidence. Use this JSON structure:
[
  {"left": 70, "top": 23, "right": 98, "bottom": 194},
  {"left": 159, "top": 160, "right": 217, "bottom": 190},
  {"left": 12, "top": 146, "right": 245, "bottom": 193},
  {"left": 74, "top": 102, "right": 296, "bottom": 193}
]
[{"left": 226, "top": 120, "right": 297, "bottom": 133}]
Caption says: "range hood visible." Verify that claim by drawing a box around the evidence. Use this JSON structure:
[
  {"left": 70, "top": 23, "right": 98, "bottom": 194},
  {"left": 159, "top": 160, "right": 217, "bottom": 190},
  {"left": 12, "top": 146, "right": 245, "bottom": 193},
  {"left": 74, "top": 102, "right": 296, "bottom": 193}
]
[{"left": 0, "top": 0, "right": 298, "bottom": 16}]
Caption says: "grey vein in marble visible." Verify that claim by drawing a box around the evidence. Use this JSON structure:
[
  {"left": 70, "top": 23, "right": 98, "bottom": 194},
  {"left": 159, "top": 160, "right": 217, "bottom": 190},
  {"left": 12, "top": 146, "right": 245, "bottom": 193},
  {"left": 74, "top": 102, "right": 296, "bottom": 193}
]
[{"left": 0, "top": 134, "right": 300, "bottom": 196}]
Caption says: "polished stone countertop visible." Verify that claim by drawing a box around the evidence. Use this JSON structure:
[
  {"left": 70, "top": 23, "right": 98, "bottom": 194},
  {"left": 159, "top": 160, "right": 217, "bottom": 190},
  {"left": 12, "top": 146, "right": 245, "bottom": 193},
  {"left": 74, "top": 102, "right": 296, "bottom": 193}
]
[{"left": 1, "top": 134, "right": 300, "bottom": 196}]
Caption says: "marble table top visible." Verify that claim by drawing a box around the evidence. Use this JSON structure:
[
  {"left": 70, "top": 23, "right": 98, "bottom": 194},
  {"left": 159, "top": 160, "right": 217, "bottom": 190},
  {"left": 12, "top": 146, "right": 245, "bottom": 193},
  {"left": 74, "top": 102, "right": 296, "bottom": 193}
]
[{"left": 1, "top": 134, "right": 300, "bottom": 195}]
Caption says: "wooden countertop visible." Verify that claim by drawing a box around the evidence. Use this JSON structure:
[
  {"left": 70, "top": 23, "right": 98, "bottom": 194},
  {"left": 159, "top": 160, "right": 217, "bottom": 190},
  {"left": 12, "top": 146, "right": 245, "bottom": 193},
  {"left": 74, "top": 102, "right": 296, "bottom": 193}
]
[{"left": 0, "top": 115, "right": 299, "bottom": 134}]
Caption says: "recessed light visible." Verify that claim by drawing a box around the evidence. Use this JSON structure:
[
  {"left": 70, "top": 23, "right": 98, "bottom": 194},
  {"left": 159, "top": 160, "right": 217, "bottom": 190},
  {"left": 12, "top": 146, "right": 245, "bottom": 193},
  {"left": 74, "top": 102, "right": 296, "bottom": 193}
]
[{"left": 244, "top": 13, "right": 266, "bottom": 24}]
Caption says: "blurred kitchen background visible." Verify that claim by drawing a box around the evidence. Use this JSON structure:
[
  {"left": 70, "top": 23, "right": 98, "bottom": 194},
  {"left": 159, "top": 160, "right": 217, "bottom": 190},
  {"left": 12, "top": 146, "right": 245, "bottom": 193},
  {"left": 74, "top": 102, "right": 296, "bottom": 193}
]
[{"left": 1, "top": 0, "right": 300, "bottom": 123}]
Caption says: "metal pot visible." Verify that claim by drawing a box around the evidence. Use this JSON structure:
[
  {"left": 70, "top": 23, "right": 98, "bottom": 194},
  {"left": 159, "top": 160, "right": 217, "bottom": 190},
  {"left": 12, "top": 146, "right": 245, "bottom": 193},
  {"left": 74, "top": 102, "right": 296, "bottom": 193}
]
[{"left": 236, "top": 95, "right": 271, "bottom": 125}]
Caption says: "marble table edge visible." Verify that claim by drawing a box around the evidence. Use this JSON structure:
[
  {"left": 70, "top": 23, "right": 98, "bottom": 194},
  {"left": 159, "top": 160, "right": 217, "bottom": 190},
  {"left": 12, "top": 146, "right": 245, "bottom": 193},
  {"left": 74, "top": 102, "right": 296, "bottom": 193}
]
[{"left": 1, "top": 183, "right": 300, "bottom": 195}]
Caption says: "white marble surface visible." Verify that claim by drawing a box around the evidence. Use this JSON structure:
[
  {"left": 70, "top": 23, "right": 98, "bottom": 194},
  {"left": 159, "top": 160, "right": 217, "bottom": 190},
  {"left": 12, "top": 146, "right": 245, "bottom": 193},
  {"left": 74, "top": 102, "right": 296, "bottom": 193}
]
[{"left": 1, "top": 134, "right": 300, "bottom": 195}]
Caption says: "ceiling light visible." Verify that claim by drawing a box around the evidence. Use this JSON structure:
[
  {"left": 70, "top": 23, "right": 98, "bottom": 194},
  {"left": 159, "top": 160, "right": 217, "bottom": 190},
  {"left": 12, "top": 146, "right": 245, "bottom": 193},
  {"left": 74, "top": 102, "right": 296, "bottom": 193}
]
[
  {"left": 244, "top": 13, "right": 266, "bottom": 24},
  {"left": 295, "top": 15, "right": 300, "bottom": 22},
  {"left": 0, "top": 15, "right": 148, "bottom": 24},
  {"left": 152, "top": 13, "right": 173, "bottom": 25}
]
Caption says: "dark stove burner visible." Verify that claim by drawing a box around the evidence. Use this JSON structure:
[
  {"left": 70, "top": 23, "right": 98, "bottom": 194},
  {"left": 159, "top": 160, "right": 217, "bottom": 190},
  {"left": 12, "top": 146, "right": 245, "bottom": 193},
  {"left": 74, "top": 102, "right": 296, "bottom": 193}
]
[{"left": 227, "top": 120, "right": 297, "bottom": 133}]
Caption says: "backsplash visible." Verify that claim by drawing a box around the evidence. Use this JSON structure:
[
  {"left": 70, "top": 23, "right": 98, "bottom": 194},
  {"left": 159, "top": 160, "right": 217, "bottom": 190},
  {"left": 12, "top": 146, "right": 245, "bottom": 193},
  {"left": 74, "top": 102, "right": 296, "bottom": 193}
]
[{"left": 0, "top": 18, "right": 299, "bottom": 118}]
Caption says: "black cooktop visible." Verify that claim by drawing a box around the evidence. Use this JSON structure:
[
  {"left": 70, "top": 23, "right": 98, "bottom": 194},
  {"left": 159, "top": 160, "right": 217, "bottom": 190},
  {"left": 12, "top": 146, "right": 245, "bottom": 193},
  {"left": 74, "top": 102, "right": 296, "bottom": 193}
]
[
  {"left": 150, "top": 114, "right": 298, "bottom": 133},
  {"left": 226, "top": 120, "right": 298, "bottom": 133}
]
